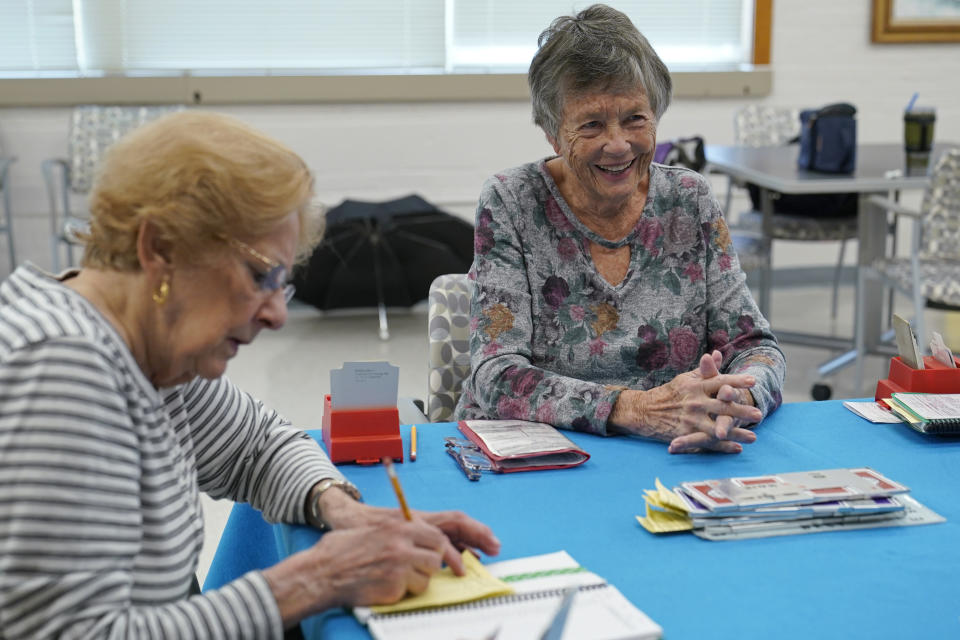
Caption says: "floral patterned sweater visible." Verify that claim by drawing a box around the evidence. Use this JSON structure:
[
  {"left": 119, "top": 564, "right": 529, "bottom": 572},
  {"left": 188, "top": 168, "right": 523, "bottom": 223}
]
[{"left": 453, "top": 158, "right": 785, "bottom": 435}]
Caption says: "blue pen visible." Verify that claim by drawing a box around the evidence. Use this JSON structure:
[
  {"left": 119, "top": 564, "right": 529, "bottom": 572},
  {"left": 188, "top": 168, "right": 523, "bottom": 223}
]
[{"left": 905, "top": 92, "right": 919, "bottom": 112}]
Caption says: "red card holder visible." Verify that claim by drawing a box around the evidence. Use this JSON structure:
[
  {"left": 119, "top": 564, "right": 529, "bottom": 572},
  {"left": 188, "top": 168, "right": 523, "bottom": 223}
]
[
  {"left": 875, "top": 356, "right": 960, "bottom": 401},
  {"left": 322, "top": 394, "right": 403, "bottom": 465}
]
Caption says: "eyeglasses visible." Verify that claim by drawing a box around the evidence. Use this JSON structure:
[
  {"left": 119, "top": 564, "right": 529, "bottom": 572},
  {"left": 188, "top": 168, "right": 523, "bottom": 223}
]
[
  {"left": 229, "top": 238, "right": 296, "bottom": 303},
  {"left": 444, "top": 437, "right": 494, "bottom": 481}
]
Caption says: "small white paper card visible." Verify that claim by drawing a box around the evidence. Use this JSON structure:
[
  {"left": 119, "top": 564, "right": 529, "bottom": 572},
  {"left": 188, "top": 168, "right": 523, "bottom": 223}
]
[
  {"left": 330, "top": 361, "right": 399, "bottom": 409},
  {"left": 929, "top": 331, "right": 957, "bottom": 368},
  {"left": 893, "top": 314, "right": 924, "bottom": 369},
  {"left": 843, "top": 401, "right": 903, "bottom": 424}
]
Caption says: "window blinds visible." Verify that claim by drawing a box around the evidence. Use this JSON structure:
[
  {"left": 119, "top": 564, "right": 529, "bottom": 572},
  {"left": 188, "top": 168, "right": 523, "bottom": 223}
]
[
  {"left": 0, "top": 0, "right": 78, "bottom": 74},
  {"left": 0, "top": 0, "right": 750, "bottom": 76}
]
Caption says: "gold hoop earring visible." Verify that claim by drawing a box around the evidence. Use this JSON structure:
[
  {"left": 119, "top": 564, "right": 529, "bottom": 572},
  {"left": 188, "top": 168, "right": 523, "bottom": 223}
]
[{"left": 152, "top": 278, "right": 170, "bottom": 305}]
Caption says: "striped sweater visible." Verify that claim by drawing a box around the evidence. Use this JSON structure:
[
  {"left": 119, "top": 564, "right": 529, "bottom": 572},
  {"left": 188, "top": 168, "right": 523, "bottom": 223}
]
[{"left": 0, "top": 264, "right": 346, "bottom": 639}]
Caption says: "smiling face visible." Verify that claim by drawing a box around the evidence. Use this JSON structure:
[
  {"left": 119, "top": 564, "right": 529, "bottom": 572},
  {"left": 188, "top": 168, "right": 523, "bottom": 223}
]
[
  {"left": 548, "top": 88, "right": 657, "bottom": 213},
  {"left": 150, "top": 211, "right": 300, "bottom": 387}
]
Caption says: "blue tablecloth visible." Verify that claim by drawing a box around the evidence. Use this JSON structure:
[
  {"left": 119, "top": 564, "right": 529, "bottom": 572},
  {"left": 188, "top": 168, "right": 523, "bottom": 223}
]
[{"left": 207, "top": 400, "right": 960, "bottom": 639}]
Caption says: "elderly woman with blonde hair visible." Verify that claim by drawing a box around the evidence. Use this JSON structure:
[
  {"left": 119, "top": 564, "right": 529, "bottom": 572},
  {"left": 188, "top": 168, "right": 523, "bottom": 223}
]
[
  {"left": 455, "top": 4, "right": 785, "bottom": 453},
  {"left": 0, "top": 111, "right": 498, "bottom": 638}
]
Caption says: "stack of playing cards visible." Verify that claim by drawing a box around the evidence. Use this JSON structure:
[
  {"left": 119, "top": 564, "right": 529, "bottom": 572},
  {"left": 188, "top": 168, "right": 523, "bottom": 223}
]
[{"left": 637, "top": 468, "right": 945, "bottom": 541}]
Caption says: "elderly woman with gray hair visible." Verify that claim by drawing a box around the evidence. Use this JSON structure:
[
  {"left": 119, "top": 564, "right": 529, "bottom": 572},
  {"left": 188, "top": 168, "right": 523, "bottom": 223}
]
[{"left": 454, "top": 4, "right": 785, "bottom": 454}]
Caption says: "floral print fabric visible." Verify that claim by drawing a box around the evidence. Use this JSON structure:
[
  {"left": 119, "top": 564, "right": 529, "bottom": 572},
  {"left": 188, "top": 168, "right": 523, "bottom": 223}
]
[{"left": 454, "top": 158, "right": 785, "bottom": 435}]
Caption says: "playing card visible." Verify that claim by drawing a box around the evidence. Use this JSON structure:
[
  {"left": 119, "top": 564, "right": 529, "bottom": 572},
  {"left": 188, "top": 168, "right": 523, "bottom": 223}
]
[{"left": 678, "top": 468, "right": 909, "bottom": 512}]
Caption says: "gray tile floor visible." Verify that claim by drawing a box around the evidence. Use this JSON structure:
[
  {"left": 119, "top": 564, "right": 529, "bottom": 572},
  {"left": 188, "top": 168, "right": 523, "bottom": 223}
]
[{"left": 197, "top": 275, "right": 958, "bottom": 584}]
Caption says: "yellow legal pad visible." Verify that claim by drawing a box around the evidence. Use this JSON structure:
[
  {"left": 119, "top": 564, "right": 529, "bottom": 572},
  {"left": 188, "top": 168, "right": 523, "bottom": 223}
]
[{"left": 369, "top": 550, "right": 514, "bottom": 614}]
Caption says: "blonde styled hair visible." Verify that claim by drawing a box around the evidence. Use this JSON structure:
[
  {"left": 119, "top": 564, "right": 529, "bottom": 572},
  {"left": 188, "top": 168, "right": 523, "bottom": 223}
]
[{"left": 81, "top": 111, "right": 320, "bottom": 271}]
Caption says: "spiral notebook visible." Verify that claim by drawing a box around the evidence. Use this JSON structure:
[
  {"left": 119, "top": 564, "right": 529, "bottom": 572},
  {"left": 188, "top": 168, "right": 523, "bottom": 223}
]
[
  {"left": 889, "top": 393, "right": 960, "bottom": 434},
  {"left": 355, "top": 551, "right": 661, "bottom": 640}
]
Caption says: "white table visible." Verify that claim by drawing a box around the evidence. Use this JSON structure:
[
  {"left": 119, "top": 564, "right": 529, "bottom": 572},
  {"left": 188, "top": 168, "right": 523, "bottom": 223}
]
[{"left": 706, "top": 143, "right": 957, "bottom": 396}]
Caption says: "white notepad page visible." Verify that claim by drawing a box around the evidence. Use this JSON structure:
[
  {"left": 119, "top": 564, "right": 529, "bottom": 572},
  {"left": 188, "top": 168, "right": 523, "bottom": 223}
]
[{"left": 363, "top": 551, "right": 661, "bottom": 640}]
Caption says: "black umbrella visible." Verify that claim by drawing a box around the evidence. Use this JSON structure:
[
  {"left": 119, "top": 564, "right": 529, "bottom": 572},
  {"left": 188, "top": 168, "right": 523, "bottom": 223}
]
[{"left": 293, "top": 194, "right": 474, "bottom": 339}]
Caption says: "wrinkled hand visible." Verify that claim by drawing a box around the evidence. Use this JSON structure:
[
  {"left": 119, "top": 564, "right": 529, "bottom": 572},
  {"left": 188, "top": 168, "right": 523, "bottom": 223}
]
[
  {"left": 263, "top": 518, "right": 448, "bottom": 624},
  {"left": 309, "top": 521, "right": 446, "bottom": 607},
  {"left": 612, "top": 351, "right": 761, "bottom": 454},
  {"left": 266, "top": 493, "right": 501, "bottom": 628},
  {"left": 698, "top": 350, "right": 760, "bottom": 439},
  {"left": 316, "top": 489, "right": 500, "bottom": 575},
  {"left": 667, "top": 350, "right": 762, "bottom": 454},
  {"left": 416, "top": 509, "right": 501, "bottom": 574}
]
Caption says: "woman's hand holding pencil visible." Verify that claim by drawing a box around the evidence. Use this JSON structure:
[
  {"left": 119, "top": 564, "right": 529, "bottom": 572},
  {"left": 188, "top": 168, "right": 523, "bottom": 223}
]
[
  {"left": 312, "top": 493, "right": 501, "bottom": 576},
  {"left": 381, "top": 456, "right": 501, "bottom": 575},
  {"left": 266, "top": 459, "right": 501, "bottom": 621}
]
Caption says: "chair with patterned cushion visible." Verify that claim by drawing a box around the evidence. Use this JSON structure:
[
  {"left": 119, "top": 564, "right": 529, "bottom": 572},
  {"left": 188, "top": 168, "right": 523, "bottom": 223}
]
[
  {"left": 855, "top": 149, "right": 960, "bottom": 389},
  {"left": 725, "top": 104, "right": 858, "bottom": 321},
  {"left": 427, "top": 273, "right": 473, "bottom": 422},
  {"left": 42, "top": 104, "right": 185, "bottom": 272},
  {"left": 723, "top": 105, "right": 801, "bottom": 213}
]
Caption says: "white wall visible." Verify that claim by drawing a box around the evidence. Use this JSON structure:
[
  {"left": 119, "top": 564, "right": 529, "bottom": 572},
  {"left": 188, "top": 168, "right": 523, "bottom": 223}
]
[{"left": 0, "top": 1, "right": 958, "bottom": 276}]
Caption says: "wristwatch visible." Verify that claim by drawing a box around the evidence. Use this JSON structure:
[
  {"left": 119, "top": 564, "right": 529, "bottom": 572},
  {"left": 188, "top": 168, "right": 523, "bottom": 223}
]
[{"left": 307, "top": 478, "right": 363, "bottom": 532}]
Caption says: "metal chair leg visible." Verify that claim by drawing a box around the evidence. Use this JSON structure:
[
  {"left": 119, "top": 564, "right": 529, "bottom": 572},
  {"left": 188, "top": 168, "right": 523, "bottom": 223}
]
[
  {"left": 377, "top": 303, "right": 390, "bottom": 341},
  {"left": 854, "top": 267, "right": 868, "bottom": 393},
  {"left": 758, "top": 249, "right": 771, "bottom": 318},
  {"left": 723, "top": 175, "right": 734, "bottom": 216},
  {"left": 830, "top": 239, "right": 848, "bottom": 322},
  {"left": 371, "top": 228, "right": 390, "bottom": 341},
  {"left": 0, "top": 177, "right": 14, "bottom": 273},
  {"left": 50, "top": 237, "right": 60, "bottom": 274},
  {"left": 758, "top": 189, "right": 775, "bottom": 320},
  {"left": 906, "top": 214, "right": 926, "bottom": 352}
]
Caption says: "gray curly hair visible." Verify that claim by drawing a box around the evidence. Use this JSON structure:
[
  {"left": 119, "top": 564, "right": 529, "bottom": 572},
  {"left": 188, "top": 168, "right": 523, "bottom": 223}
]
[{"left": 528, "top": 4, "right": 672, "bottom": 140}]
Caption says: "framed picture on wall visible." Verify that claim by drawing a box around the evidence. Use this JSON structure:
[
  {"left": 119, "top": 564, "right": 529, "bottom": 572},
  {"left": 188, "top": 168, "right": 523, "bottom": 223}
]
[{"left": 872, "top": 0, "right": 960, "bottom": 42}]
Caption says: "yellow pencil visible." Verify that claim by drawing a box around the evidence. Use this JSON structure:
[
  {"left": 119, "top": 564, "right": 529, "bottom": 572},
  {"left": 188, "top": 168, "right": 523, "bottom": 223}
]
[
  {"left": 410, "top": 425, "right": 418, "bottom": 462},
  {"left": 382, "top": 456, "right": 413, "bottom": 520}
]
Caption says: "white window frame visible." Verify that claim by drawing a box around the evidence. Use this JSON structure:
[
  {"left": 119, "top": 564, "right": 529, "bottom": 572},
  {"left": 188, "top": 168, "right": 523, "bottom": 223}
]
[{"left": 0, "top": 1, "right": 772, "bottom": 106}]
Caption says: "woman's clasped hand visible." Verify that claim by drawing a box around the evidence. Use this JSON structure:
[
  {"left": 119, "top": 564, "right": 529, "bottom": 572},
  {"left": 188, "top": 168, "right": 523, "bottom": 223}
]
[{"left": 611, "top": 350, "right": 764, "bottom": 453}]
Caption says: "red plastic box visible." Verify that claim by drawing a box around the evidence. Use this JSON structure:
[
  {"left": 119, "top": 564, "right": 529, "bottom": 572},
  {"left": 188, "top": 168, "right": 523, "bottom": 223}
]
[
  {"left": 874, "top": 356, "right": 960, "bottom": 401},
  {"left": 321, "top": 394, "right": 403, "bottom": 465}
]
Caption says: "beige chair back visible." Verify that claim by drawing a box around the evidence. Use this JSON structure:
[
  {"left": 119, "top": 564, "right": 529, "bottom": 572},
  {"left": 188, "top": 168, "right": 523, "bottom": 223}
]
[
  {"left": 68, "top": 105, "right": 184, "bottom": 194},
  {"left": 733, "top": 105, "right": 800, "bottom": 147},
  {"left": 427, "top": 273, "right": 472, "bottom": 422},
  {"left": 920, "top": 149, "right": 960, "bottom": 261}
]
